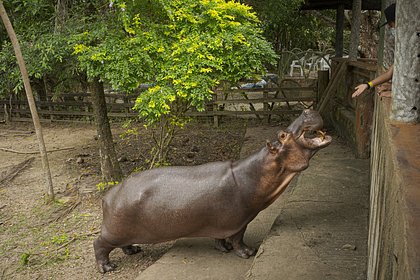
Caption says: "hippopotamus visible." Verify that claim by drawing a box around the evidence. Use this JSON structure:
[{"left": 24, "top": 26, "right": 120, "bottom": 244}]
[{"left": 94, "top": 109, "right": 332, "bottom": 273}]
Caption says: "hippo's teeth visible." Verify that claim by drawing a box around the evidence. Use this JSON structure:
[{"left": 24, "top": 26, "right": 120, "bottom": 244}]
[
  {"left": 298, "top": 130, "right": 306, "bottom": 140},
  {"left": 316, "top": 130, "right": 326, "bottom": 141}
]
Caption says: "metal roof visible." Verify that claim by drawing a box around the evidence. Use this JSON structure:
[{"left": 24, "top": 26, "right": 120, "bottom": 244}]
[{"left": 301, "top": 0, "right": 382, "bottom": 10}]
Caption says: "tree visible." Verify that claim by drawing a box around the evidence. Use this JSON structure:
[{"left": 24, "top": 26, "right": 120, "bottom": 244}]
[
  {"left": 0, "top": 0, "right": 54, "bottom": 201},
  {"left": 391, "top": 0, "right": 420, "bottom": 123},
  {"left": 68, "top": 1, "right": 125, "bottom": 181}
]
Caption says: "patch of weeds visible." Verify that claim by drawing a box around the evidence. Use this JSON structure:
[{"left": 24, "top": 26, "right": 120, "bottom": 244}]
[
  {"left": 51, "top": 233, "right": 69, "bottom": 245},
  {"left": 131, "top": 166, "right": 146, "bottom": 174},
  {"left": 96, "top": 181, "right": 119, "bottom": 193},
  {"left": 120, "top": 128, "right": 139, "bottom": 139},
  {"left": 146, "top": 159, "right": 171, "bottom": 169},
  {"left": 19, "top": 252, "right": 31, "bottom": 266},
  {"left": 120, "top": 120, "right": 139, "bottom": 139}
]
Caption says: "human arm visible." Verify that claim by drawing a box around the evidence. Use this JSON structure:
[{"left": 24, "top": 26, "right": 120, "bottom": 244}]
[{"left": 351, "top": 65, "right": 394, "bottom": 98}]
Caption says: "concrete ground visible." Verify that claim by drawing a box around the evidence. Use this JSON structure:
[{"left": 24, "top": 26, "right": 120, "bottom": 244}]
[{"left": 136, "top": 124, "right": 370, "bottom": 280}]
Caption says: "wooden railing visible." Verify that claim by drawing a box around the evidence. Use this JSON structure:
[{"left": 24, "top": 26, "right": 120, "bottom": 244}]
[
  {"left": 198, "top": 84, "right": 317, "bottom": 126},
  {"left": 0, "top": 80, "right": 318, "bottom": 124}
]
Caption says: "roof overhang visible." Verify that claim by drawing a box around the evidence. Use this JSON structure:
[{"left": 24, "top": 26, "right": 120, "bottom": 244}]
[{"left": 301, "top": 0, "right": 381, "bottom": 10}]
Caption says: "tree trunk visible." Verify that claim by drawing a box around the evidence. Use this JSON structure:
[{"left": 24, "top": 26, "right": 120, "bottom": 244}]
[
  {"left": 54, "top": 0, "right": 69, "bottom": 32},
  {"left": 391, "top": 0, "right": 420, "bottom": 123},
  {"left": 89, "top": 78, "right": 123, "bottom": 182},
  {"left": 382, "top": 0, "right": 395, "bottom": 69},
  {"left": 358, "top": 11, "right": 380, "bottom": 59},
  {"left": 349, "top": 0, "right": 362, "bottom": 60},
  {"left": 0, "top": 0, "right": 54, "bottom": 201}
]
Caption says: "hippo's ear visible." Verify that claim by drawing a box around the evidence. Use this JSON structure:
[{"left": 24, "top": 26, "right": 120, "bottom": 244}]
[{"left": 266, "top": 140, "right": 277, "bottom": 154}]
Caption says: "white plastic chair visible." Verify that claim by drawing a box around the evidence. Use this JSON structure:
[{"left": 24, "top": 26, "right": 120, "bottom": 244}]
[
  {"left": 289, "top": 58, "right": 304, "bottom": 77},
  {"left": 319, "top": 54, "right": 331, "bottom": 71},
  {"left": 305, "top": 56, "right": 319, "bottom": 72}
]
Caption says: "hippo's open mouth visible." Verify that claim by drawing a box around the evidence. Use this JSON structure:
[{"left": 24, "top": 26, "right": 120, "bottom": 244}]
[
  {"left": 296, "top": 130, "right": 332, "bottom": 150},
  {"left": 284, "top": 109, "right": 332, "bottom": 150}
]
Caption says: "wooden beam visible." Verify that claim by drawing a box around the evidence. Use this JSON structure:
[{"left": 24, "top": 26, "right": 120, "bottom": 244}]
[
  {"left": 186, "top": 110, "right": 302, "bottom": 117},
  {"left": 212, "top": 97, "right": 315, "bottom": 104}
]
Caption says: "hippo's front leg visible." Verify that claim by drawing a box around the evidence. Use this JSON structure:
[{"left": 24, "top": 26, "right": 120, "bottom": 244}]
[{"left": 228, "top": 226, "right": 256, "bottom": 258}]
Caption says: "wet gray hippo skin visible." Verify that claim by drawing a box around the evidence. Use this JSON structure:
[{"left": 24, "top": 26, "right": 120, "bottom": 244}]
[
  {"left": 285, "top": 108, "right": 324, "bottom": 137},
  {"left": 94, "top": 109, "right": 332, "bottom": 273}
]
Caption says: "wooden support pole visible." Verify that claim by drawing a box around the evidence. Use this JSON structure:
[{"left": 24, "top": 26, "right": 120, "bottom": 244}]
[{"left": 335, "top": 4, "right": 345, "bottom": 58}]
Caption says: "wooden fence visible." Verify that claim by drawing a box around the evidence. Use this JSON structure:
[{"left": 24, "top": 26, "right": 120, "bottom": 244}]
[{"left": 0, "top": 80, "right": 318, "bottom": 124}]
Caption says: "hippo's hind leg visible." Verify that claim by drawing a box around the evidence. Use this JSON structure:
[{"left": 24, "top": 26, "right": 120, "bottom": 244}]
[
  {"left": 214, "top": 238, "right": 233, "bottom": 253},
  {"left": 93, "top": 236, "right": 117, "bottom": 273},
  {"left": 228, "top": 226, "right": 256, "bottom": 258},
  {"left": 121, "top": 245, "right": 142, "bottom": 255}
]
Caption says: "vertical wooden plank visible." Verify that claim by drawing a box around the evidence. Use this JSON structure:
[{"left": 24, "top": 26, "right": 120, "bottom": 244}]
[
  {"left": 48, "top": 95, "right": 54, "bottom": 122},
  {"left": 354, "top": 80, "right": 374, "bottom": 158},
  {"left": 318, "top": 62, "right": 347, "bottom": 114},
  {"left": 317, "top": 70, "right": 330, "bottom": 108},
  {"left": 263, "top": 90, "right": 269, "bottom": 123}
]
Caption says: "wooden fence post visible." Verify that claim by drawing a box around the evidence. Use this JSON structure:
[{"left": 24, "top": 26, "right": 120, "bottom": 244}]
[
  {"left": 263, "top": 90, "right": 269, "bottom": 123},
  {"left": 213, "top": 93, "right": 219, "bottom": 127}
]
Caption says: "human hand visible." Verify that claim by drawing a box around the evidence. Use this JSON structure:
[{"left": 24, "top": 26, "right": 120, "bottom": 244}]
[
  {"left": 352, "top": 84, "right": 369, "bottom": 98},
  {"left": 378, "top": 91, "right": 392, "bottom": 98},
  {"left": 376, "top": 83, "right": 392, "bottom": 98},
  {"left": 377, "top": 83, "right": 392, "bottom": 94}
]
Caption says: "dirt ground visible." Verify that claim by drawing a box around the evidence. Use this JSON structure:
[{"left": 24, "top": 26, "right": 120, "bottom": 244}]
[{"left": 0, "top": 118, "right": 246, "bottom": 279}]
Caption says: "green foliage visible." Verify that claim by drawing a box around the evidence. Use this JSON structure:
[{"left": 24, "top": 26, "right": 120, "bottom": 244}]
[
  {"left": 0, "top": 0, "right": 76, "bottom": 99},
  {"left": 242, "top": 0, "right": 335, "bottom": 52},
  {"left": 51, "top": 233, "right": 69, "bottom": 245},
  {"left": 19, "top": 252, "right": 31, "bottom": 266}
]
